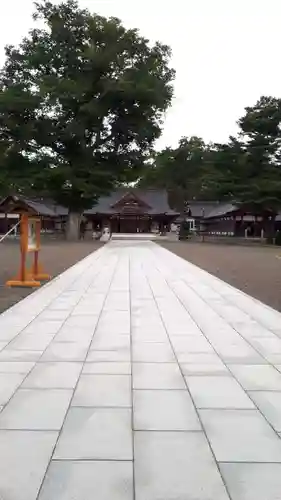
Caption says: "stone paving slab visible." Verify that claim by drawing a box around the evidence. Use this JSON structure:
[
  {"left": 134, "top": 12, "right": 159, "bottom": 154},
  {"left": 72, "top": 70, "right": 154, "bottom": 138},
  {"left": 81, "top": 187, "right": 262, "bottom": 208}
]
[
  {"left": 1, "top": 240, "right": 281, "bottom": 498},
  {"left": 219, "top": 462, "right": 281, "bottom": 500},
  {"left": 39, "top": 460, "right": 134, "bottom": 500}
]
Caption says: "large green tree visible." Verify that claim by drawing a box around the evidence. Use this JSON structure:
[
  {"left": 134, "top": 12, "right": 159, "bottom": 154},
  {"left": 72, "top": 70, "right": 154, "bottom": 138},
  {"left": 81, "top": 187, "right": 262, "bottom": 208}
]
[
  {"left": 139, "top": 136, "right": 224, "bottom": 209},
  {"left": 211, "top": 97, "right": 281, "bottom": 216},
  {"left": 205, "top": 138, "right": 248, "bottom": 201},
  {"left": 237, "top": 96, "right": 281, "bottom": 210},
  {"left": 0, "top": 0, "right": 174, "bottom": 237},
  {"left": 140, "top": 97, "right": 281, "bottom": 221}
]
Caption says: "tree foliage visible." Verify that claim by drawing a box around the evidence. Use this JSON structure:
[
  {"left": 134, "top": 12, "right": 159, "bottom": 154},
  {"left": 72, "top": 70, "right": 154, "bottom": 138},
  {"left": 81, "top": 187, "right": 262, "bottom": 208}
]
[
  {"left": 139, "top": 136, "right": 217, "bottom": 209},
  {"left": 236, "top": 96, "right": 281, "bottom": 210},
  {"left": 140, "top": 96, "right": 281, "bottom": 213},
  {"left": 0, "top": 0, "right": 174, "bottom": 213}
]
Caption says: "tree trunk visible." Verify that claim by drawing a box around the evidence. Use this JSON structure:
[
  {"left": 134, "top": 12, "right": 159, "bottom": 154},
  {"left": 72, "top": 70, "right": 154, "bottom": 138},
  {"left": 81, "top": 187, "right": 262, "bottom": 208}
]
[{"left": 66, "top": 212, "right": 81, "bottom": 241}]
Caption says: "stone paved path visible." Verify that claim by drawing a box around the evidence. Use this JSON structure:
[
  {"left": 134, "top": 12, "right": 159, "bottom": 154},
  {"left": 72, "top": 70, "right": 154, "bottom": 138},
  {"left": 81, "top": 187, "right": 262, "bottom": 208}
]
[{"left": 1, "top": 241, "right": 281, "bottom": 499}]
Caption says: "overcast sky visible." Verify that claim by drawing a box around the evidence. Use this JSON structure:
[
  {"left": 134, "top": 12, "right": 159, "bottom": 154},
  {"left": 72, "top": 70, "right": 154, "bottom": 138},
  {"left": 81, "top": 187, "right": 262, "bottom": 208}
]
[{"left": 1, "top": 0, "right": 280, "bottom": 149}]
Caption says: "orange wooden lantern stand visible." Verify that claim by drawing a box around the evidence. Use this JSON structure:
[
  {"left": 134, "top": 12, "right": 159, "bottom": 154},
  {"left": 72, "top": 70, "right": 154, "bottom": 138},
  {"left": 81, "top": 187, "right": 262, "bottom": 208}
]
[{"left": 6, "top": 214, "right": 50, "bottom": 288}]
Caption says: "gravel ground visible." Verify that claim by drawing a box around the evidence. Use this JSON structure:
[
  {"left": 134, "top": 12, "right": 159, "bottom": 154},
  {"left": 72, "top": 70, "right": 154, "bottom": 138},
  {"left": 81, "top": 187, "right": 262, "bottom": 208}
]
[
  {"left": 159, "top": 241, "right": 281, "bottom": 313},
  {"left": 0, "top": 240, "right": 103, "bottom": 314}
]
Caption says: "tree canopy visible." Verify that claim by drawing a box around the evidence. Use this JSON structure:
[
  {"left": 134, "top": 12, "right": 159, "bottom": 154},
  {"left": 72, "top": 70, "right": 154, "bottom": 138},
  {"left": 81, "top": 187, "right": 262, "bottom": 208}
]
[
  {"left": 138, "top": 136, "right": 216, "bottom": 210},
  {"left": 0, "top": 0, "right": 175, "bottom": 231},
  {"left": 139, "top": 96, "right": 281, "bottom": 214}
]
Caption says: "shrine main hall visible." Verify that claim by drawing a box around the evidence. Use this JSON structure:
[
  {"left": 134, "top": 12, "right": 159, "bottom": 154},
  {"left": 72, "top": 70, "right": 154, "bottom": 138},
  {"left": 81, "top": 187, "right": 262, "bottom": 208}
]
[{"left": 84, "top": 189, "right": 179, "bottom": 233}]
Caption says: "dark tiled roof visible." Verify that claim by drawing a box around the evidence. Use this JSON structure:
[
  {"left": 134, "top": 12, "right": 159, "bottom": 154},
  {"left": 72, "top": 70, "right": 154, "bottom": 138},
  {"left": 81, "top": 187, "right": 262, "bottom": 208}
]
[
  {"left": 85, "top": 189, "right": 179, "bottom": 216},
  {"left": 21, "top": 198, "right": 57, "bottom": 217},
  {"left": 0, "top": 195, "right": 57, "bottom": 217},
  {"left": 0, "top": 195, "right": 69, "bottom": 217},
  {"left": 30, "top": 198, "right": 69, "bottom": 216},
  {"left": 0, "top": 191, "right": 178, "bottom": 217},
  {"left": 187, "top": 201, "right": 221, "bottom": 218},
  {"left": 2, "top": 192, "right": 243, "bottom": 220},
  {"left": 204, "top": 203, "right": 238, "bottom": 219},
  {"left": 174, "top": 202, "right": 240, "bottom": 221}
]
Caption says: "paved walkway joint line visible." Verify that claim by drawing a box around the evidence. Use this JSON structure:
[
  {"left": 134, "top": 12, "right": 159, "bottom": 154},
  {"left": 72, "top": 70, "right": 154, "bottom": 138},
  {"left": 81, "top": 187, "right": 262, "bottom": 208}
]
[{"left": 1, "top": 241, "right": 281, "bottom": 499}]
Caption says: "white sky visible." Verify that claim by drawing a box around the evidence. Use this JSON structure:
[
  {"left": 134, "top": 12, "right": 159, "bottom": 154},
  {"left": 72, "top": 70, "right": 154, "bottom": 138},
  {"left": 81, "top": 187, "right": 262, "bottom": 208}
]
[{"left": 1, "top": 0, "right": 281, "bottom": 149}]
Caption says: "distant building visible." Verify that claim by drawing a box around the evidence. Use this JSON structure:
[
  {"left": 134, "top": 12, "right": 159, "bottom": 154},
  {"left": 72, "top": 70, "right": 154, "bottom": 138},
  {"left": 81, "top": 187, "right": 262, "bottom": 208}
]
[
  {"left": 0, "top": 190, "right": 179, "bottom": 235},
  {"left": 201, "top": 203, "right": 278, "bottom": 238},
  {"left": 171, "top": 200, "right": 281, "bottom": 238},
  {"left": 84, "top": 189, "right": 179, "bottom": 233},
  {"left": 0, "top": 191, "right": 280, "bottom": 238},
  {"left": 0, "top": 196, "right": 68, "bottom": 235},
  {"left": 174, "top": 201, "right": 221, "bottom": 232}
]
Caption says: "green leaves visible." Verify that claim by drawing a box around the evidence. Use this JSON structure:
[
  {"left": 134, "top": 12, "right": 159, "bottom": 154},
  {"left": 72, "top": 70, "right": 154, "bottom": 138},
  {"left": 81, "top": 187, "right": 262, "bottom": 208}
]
[
  {"left": 139, "top": 136, "right": 220, "bottom": 208},
  {"left": 0, "top": 0, "right": 174, "bottom": 211},
  {"left": 234, "top": 96, "right": 281, "bottom": 211},
  {"left": 140, "top": 97, "right": 281, "bottom": 213}
]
